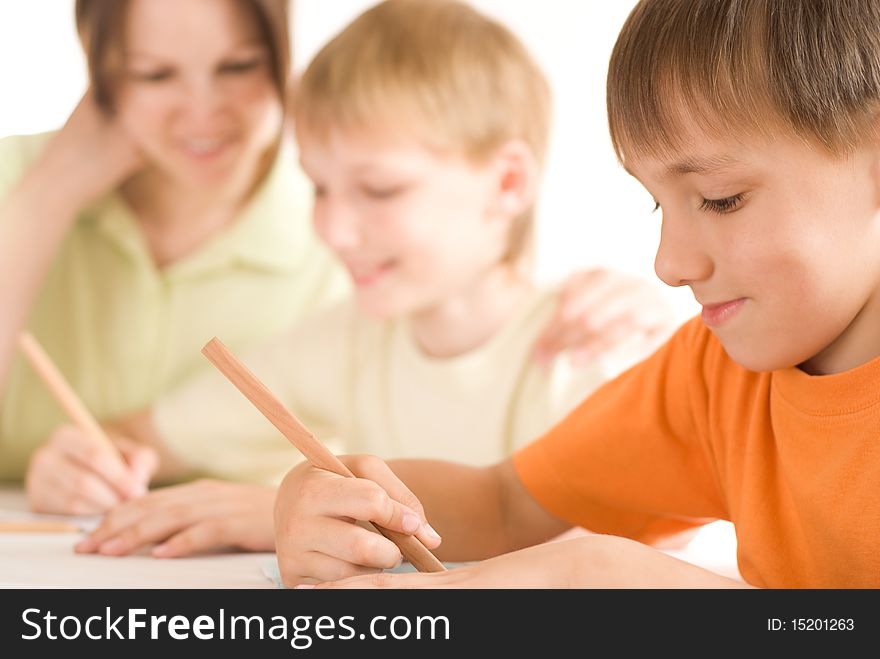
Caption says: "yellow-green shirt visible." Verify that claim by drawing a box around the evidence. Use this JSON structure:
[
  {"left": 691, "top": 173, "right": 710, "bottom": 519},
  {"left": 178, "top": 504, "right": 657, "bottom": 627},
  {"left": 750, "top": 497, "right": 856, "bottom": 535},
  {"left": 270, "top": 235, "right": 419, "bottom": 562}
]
[
  {"left": 154, "top": 289, "right": 630, "bottom": 484},
  {"left": 0, "top": 132, "right": 347, "bottom": 480}
]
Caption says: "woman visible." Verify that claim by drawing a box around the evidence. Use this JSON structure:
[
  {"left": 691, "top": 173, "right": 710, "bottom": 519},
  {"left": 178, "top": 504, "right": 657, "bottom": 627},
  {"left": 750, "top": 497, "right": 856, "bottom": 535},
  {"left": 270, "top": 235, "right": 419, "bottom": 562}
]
[
  {"left": 2, "top": 0, "right": 344, "bottom": 491},
  {"left": 6, "top": 0, "right": 673, "bottom": 518}
]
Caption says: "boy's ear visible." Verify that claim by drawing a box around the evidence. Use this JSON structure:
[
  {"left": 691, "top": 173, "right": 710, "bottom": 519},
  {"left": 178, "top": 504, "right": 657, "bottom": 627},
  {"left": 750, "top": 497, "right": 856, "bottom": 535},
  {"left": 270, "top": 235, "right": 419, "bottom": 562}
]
[{"left": 488, "top": 140, "right": 539, "bottom": 220}]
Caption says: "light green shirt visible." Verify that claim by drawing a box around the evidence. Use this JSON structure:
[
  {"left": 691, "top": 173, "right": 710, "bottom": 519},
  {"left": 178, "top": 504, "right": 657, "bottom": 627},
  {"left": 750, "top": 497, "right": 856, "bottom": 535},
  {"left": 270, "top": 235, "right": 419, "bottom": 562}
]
[
  {"left": 154, "top": 289, "right": 627, "bottom": 484},
  {"left": 0, "top": 132, "right": 347, "bottom": 480}
]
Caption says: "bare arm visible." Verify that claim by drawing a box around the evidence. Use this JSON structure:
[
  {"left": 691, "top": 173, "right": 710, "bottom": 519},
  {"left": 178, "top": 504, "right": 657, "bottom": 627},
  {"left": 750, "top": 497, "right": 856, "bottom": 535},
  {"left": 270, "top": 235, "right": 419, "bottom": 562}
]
[
  {"left": 0, "top": 160, "right": 81, "bottom": 396},
  {"left": 314, "top": 535, "right": 753, "bottom": 589},
  {"left": 384, "top": 458, "right": 569, "bottom": 561},
  {"left": 274, "top": 454, "right": 570, "bottom": 585},
  {"left": 274, "top": 454, "right": 749, "bottom": 588},
  {"left": 0, "top": 94, "right": 142, "bottom": 400}
]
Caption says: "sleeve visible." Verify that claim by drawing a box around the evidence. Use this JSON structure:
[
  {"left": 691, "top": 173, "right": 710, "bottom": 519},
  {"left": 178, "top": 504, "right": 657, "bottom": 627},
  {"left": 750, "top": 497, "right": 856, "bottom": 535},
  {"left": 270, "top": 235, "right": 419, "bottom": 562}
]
[
  {"left": 512, "top": 317, "right": 726, "bottom": 545},
  {"left": 152, "top": 302, "right": 354, "bottom": 485}
]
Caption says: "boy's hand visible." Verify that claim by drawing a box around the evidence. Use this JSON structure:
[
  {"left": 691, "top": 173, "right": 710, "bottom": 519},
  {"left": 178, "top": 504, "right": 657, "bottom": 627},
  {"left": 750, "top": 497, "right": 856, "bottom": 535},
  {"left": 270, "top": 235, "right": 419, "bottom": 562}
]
[
  {"left": 534, "top": 268, "right": 676, "bottom": 366},
  {"left": 74, "top": 480, "right": 276, "bottom": 557},
  {"left": 26, "top": 424, "right": 157, "bottom": 515},
  {"left": 274, "top": 455, "right": 441, "bottom": 587},
  {"left": 305, "top": 535, "right": 750, "bottom": 589}
]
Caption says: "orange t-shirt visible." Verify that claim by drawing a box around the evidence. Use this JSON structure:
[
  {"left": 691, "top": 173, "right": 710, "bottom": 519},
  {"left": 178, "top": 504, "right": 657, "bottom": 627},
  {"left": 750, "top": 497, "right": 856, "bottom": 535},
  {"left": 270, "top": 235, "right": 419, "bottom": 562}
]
[{"left": 513, "top": 317, "right": 880, "bottom": 588}]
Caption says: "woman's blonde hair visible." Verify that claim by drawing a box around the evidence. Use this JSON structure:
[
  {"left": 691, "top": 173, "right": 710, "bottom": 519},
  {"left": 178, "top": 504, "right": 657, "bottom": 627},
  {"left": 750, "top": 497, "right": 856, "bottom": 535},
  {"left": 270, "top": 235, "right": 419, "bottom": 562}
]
[{"left": 294, "top": 0, "right": 552, "bottom": 267}]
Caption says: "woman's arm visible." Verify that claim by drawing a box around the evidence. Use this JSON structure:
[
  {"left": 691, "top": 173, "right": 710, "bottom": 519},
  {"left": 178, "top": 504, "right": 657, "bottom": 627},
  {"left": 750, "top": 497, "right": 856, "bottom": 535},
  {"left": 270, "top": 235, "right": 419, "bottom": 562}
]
[
  {"left": 0, "top": 159, "right": 82, "bottom": 395},
  {"left": 0, "top": 93, "right": 142, "bottom": 397}
]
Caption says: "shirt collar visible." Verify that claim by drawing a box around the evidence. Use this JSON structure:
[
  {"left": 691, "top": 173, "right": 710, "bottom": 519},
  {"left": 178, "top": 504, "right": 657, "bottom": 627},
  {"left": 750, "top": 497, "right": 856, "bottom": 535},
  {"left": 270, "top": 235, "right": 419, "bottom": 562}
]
[{"left": 81, "top": 140, "right": 316, "bottom": 280}]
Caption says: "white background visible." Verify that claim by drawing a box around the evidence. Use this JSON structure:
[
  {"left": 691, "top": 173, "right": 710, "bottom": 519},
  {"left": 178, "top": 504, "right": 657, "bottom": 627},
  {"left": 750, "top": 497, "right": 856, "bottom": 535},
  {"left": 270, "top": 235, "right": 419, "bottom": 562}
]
[{"left": 0, "top": 0, "right": 697, "bottom": 321}]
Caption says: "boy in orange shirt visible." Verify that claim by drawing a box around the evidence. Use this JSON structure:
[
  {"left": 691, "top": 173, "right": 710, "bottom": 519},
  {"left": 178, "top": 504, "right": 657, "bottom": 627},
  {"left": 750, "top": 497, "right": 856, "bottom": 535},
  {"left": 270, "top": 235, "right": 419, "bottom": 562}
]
[{"left": 274, "top": 0, "right": 880, "bottom": 588}]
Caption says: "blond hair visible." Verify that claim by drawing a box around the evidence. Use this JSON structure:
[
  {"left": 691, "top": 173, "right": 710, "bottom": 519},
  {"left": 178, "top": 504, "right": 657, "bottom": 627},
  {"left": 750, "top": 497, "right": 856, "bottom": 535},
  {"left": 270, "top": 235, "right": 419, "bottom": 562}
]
[
  {"left": 294, "top": 0, "right": 552, "bottom": 267},
  {"left": 607, "top": 0, "right": 880, "bottom": 164}
]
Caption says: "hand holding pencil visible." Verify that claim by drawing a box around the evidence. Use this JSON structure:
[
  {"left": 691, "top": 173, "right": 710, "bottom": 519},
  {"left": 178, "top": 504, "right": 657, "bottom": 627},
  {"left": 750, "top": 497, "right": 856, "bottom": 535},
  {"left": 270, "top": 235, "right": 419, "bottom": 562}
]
[
  {"left": 202, "top": 338, "right": 444, "bottom": 584},
  {"left": 19, "top": 332, "right": 158, "bottom": 515}
]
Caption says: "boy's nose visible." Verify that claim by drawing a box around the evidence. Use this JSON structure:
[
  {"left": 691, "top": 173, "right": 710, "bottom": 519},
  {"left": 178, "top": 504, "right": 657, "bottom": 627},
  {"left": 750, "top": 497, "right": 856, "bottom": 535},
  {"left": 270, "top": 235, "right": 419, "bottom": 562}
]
[
  {"left": 654, "top": 214, "right": 713, "bottom": 288},
  {"left": 314, "top": 201, "right": 362, "bottom": 251}
]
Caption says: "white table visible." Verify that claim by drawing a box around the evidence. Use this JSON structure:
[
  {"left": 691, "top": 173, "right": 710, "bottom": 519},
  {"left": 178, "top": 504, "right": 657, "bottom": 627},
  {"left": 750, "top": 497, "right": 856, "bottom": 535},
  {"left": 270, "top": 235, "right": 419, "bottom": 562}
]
[
  {"left": 0, "top": 488, "right": 275, "bottom": 589},
  {"left": 0, "top": 487, "right": 742, "bottom": 588}
]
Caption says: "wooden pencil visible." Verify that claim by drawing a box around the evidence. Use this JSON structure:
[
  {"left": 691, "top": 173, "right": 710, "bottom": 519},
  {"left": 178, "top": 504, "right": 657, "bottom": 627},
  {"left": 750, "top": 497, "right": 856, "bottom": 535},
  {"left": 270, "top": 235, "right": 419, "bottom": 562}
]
[
  {"left": 202, "top": 337, "right": 446, "bottom": 573},
  {"left": 17, "top": 332, "right": 117, "bottom": 453},
  {"left": 0, "top": 519, "right": 82, "bottom": 533}
]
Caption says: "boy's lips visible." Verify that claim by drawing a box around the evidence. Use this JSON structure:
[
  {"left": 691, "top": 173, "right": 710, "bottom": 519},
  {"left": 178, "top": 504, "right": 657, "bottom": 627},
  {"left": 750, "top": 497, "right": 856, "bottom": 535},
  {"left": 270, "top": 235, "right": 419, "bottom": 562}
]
[
  {"left": 346, "top": 260, "right": 396, "bottom": 287},
  {"left": 700, "top": 298, "right": 746, "bottom": 327}
]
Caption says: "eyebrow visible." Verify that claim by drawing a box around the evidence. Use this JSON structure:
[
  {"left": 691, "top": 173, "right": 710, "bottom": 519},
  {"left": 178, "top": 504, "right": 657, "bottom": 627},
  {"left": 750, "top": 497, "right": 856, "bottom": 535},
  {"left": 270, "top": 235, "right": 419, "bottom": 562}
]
[
  {"left": 125, "top": 40, "right": 265, "bottom": 61},
  {"left": 665, "top": 155, "right": 741, "bottom": 176}
]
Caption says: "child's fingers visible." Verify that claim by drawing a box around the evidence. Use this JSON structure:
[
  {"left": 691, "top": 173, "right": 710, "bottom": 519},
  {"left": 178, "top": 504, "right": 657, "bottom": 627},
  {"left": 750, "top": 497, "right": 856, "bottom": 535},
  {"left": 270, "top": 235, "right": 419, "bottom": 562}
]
[
  {"left": 282, "top": 554, "right": 383, "bottom": 588},
  {"left": 314, "top": 570, "right": 454, "bottom": 589},
  {"left": 277, "top": 516, "right": 402, "bottom": 585},
  {"left": 308, "top": 474, "right": 421, "bottom": 536},
  {"left": 303, "top": 483, "right": 416, "bottom": 565},
  {"left": 349, "top": 456, "right": 440, "bottom": 547},
  {"left": 314, "top": 517, "right": 404, "bottom": 570}
]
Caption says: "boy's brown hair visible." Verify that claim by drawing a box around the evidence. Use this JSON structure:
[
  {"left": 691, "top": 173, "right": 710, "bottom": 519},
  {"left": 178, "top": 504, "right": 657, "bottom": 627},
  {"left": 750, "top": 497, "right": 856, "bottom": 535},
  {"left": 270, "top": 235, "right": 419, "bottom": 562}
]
[
  {"left": 294, "top": 0, "right": 552, "bottom": 268},
  {"left": 607, "top": 0, "right": 880, "bottom": 164},
  {"left": 75, "top": 0, "right": 291, "bottom": 113}
]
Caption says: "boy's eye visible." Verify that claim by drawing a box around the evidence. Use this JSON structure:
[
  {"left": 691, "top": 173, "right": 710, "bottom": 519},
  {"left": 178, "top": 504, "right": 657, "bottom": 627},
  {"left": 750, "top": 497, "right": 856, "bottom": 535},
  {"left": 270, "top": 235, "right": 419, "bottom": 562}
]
[
  {"left": 699, "top": 193, "right": 744, "bottom": 214},
  {"left": 218, "top": 59, "right": 263, "bottom": 75},
  {"left": 363, "top": 185, "right": 406, "bottom": 200},
  {"left": 312, "top": 185, "right": 327, "bottom": 199},
  {"left": 129, "top": 69, "right": 173, "bottom": 83},
  {"left": 652, "top": 201, "right": 660, "bottom": 213}
]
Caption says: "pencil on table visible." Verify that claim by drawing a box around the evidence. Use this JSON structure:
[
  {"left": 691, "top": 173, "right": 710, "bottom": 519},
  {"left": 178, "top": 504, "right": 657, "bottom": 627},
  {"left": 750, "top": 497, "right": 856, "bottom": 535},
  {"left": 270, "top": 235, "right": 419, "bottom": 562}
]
[
  {"left": 202, "top": 337, "right": 446, "bottom": 573},
  {"left": 0, "top": 520, "right": 82, "bottom": 533},
  {"left": 17, "top": 332, "right": 117, "bottom": 454}
]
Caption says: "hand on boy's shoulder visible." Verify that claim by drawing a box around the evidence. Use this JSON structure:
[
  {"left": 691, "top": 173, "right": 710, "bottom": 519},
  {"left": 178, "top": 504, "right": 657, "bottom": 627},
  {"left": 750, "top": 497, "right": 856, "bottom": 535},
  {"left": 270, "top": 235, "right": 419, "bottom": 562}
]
[{"left": 534, "top": 268, "right": 677, "bottom": 368}]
